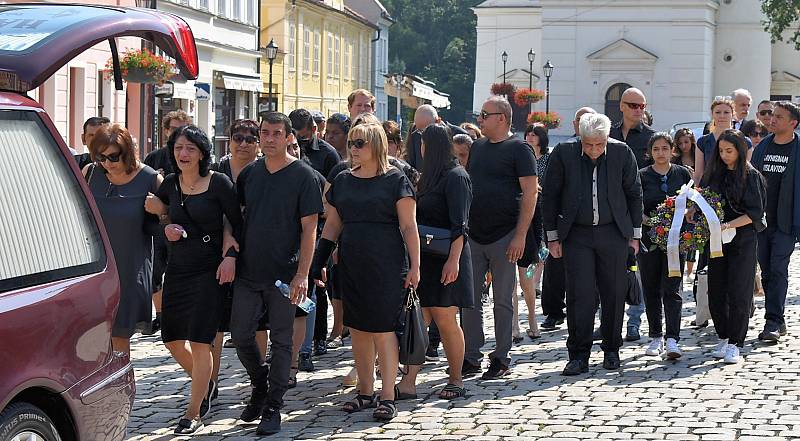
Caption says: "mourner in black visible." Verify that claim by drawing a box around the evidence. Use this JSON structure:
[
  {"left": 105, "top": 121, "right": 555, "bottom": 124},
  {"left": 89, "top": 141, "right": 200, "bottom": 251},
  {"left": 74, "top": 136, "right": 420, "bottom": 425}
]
[{"left": 289, "top": 108, "right": 341, "bottom": 178}]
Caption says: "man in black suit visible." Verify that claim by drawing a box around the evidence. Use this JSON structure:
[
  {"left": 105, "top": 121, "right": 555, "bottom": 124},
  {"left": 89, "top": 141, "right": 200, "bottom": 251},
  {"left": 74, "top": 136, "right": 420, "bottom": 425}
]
[{"left": 543, "top": 112, "right": 643, "bottom": 375}]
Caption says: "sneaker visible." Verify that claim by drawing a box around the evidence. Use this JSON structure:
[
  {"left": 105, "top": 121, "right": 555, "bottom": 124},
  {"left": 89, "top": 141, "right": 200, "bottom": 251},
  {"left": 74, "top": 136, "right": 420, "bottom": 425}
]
[
  {"left": 723, "top": 344, "right": 740, "bottom": 364},
  {"left": 481, "top": 358, "right": 510, "bottom": 380},
  {"left": 223, "top": 338, "right": 236, "bottom": 348},
  {"left": 625, "top": 326, "right": 641, "bottom": 342},
  {"left": 174, "top": 417, "right": 203, "bottom": 435},
  {"left": 645, "top": 337, "right": 664, "bottom": 356},
  {"left": 313, "top": 340, "right": 327, "bottom": 356},
  {"left": 298, "top": 353, "right": 314, "bottom": 372},
  {"left": 425, "top": 345, "right": 439, "bottom": 362},
  {"left": 240, "top": 386, "right": 268, "bottom": 422},
  {"left": 481, "top": 282, "right": 491, "bottom": 303},
  {"left": 210, "top": 379, "right": 219, "bottom": 402},
  {"left": 255, "top": 407, "right": 281, "bottom": 436},
  {"left": 326, "top": 336, "right": 343, "bottom": 349},
  {"left": 711, "top": 338, "right": 729, "bottom": 359},
  {"left": 664, "top": 338, "right": 682, "bottom": 360}
]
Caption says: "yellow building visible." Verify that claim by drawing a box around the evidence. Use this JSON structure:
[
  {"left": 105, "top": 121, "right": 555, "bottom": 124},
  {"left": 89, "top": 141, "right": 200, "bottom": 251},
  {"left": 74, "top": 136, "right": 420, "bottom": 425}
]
[{"left": 260, "top": 0, "right": 377, "bottom": 116}]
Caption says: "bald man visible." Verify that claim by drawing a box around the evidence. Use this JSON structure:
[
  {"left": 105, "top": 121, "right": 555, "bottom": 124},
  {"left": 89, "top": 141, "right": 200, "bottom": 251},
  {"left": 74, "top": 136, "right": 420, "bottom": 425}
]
[
  {"left": 610, "top": 88, "right": 655, "bottom": 169},
  {"left": 405, "top": 104, "right": 467, "bottom": 169}
]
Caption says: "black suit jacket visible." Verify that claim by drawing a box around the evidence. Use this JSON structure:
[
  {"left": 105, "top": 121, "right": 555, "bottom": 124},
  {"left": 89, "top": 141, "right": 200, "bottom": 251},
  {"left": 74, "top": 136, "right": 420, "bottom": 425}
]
[{"left": 543, "top": 138, "right": 643, "bottom": 242}]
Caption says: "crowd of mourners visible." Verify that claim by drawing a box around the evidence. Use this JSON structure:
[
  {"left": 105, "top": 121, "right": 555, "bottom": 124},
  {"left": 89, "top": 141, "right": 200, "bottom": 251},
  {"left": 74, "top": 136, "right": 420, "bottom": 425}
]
[{"left": 72, "top": 85, "right": 800, "bottom": 436}]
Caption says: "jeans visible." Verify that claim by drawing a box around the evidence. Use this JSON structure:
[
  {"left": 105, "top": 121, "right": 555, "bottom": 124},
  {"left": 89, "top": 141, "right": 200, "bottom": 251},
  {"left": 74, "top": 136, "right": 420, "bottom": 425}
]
[
  {"left": 626, "top": 302, "right": 646, "bottom": 330},
  {"left": 300, "top": 288, "right": 317, "bottom": 355},
  {"left": 758, "top": 226, "right": 796, "bottom": 331}
]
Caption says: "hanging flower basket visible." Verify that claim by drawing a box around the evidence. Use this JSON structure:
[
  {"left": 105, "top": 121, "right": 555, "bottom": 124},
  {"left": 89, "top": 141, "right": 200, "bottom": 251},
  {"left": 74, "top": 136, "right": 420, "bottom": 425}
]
[
  {"left": 527, "top": 111, "right": 561, "bottom": 129},
  {"left": 490, "top": 82, "right": 516, "bottom": 98},
  {"left": 105, "top": 49, "right": 175, "bottom": 85},
  {"left": 514, "top": 88, "right": 546, "bottom": 107}
]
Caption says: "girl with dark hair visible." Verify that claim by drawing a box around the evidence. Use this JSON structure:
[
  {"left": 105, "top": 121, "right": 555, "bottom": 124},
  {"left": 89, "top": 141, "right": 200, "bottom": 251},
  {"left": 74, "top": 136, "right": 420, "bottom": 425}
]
[
  {"left": 639, "top": 133, "right": 692, "bottom": 359},
  {"left": 146, "top": 124, "right": 244, "bottom": 434},
  {"left": 700, "top": 129, "right": 766, "bottom": 364},
  {"left": 395, "top": 123, "right": 473, "bottom": 400},
  {"left": 672, "top": 128, "right": 699, "bottom": 279}
]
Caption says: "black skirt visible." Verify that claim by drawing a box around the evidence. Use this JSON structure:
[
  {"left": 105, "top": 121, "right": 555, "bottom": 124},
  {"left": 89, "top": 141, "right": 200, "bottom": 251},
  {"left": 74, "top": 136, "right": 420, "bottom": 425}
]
[{"left": 418, "top": 241, "right": 475, "bottom": 308}]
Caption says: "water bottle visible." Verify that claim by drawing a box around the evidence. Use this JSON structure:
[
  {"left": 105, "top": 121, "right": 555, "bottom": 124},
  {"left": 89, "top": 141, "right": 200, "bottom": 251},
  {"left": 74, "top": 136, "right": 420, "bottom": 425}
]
[
  {"left": 525, "top": 264, "right": 535, "bottom": 279},
  {"left": 538, "top": 246, "right": 549, "bottom": 262},
  {"left": 275, "top": 280, "right": 316, "bottom": 313}
]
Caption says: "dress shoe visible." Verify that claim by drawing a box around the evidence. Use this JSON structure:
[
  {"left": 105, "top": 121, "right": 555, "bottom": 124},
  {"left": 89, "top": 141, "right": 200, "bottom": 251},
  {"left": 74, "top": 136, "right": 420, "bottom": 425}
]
[
  {"left": 255, "top": 407, "right": 281, "bottom": 436},
  {"left": 625, "top": 326, "right": 641, "bottom": 342},
  {"left": 779, "top": 323, "right": 788, "bottom": 336},
  {"left": 602, "top": 352, "right": 621, "bottom": 370},
  {"left": 541, "top": 316, "right": 564, "bottom": 330},
  {"left": 561, "top": 359, "right": 589, "bottom": 376},
  {"left": 758, "top": 328, "right": 780, "bottom": 343}
]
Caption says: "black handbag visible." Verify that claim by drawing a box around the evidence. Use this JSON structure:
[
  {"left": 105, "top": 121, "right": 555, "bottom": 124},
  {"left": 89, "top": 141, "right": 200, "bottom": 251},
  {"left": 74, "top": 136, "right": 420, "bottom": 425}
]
[
  {"left": 418, "top": 225, "right": 451, "bottom": 257},
  {"left": 399, "top": 288, "right": 429, "bottom": 366},
  {"left": 626, "top": 250, "right": 643, "bottom": 306}
]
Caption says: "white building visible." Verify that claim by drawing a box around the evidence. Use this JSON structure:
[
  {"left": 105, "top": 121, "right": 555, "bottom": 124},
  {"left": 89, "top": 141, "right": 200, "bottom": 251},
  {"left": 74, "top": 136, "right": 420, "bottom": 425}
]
[
  {"left": 473, "top": 0, "right": 800, "bottom": 135},
  {"left": 157, "top": 0, "right": 262, "bottom": 157},
  {"left": 344, "top": 0, "right": 394, "bottom": 120}
]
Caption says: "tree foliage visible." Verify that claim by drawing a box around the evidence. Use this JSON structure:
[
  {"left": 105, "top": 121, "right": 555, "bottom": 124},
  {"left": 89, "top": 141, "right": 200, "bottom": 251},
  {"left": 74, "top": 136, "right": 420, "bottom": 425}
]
[
  {"left": 381, "top": 0, "right": 484, "bottom": 122},
  {"left": 761, "top": 0, "right": 800, "bottom": 49}
]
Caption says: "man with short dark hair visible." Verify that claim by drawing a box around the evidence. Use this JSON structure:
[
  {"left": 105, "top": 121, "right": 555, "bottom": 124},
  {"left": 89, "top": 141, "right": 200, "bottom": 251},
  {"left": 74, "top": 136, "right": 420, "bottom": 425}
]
[
  {"left": 230, "top": 112, "right": 322, "bottom": 435},
  {"left": 288, "top": 109, "right": 340, "bottom": 178},
  {"left": 73, "top": 116, "right": 110, "bottom": 169},
  {"left": 750, "top": 101, "right": 800, "bottom": 343},
  {"left": 311, "top": 111, "right": 326, "bottom": 136},
  {"left": 757, "top": 100, "right": 774, "bottom": 130}
]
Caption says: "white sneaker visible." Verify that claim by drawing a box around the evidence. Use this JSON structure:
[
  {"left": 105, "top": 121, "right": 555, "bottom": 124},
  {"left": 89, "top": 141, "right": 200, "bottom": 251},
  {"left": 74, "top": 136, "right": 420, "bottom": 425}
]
[
  {"left": 665, "top": 338, "right": 682, "bottom": 359},
  {"left": 711, "top": 338, "right": 729, "bottom": 359},
  {"left": 645, "top": 336, "right": 664, "bottom": 356},
  {"left": 723, "top": 344, "right": 740, "bottom": 364}
]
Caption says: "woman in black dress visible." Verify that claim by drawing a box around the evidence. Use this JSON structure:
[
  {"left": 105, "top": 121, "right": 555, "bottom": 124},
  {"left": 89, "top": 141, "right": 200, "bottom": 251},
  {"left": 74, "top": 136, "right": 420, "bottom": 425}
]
[
  {"left": 312, "top": 122, "right": 420, "bottom": 421},
  {"left": 147, "top": 125, "right": 243, "bottom": 434},
  {"left": 395, "top": 124, "right": 473, "bottom": 400},
  {"left": 700, "top": 129, "right": 765, "bottom": 365},
  {"left": 639, "top": 133, "right": 692, "bottom": 360}
]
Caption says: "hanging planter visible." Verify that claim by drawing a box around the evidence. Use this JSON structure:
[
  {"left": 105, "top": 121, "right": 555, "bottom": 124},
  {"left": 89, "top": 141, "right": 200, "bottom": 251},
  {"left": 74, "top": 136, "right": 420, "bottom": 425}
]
[
  {"left": 490, "top": 82, "right": 516, "bottom": 98},
  {"left": 514, "top": 88, "right": 546, "bottom": 107},
  {"left": 106, "top": 49, "right": 175, "bottom": 85},
  {"left": 527, "top": 111, "right": 562, "bottom": 129}
]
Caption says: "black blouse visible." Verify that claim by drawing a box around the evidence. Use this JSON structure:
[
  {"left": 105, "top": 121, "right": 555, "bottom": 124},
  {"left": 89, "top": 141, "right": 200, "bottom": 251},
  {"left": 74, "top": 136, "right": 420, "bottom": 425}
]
[
  {"left": 640, "top": 164, "right": 693, "bottom": 217},
  {"left": 702, "top": 168, "right": 767, "bottom": 231},
  {"left": 417, "top": 165, "right": 472, "bottom": 240}
]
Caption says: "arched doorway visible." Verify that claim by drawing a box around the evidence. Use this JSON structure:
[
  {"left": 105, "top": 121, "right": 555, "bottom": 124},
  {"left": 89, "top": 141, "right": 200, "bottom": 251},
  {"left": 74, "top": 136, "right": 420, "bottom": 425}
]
[{"left": 605, "top": 83, "right": 632, "bottom": 125}]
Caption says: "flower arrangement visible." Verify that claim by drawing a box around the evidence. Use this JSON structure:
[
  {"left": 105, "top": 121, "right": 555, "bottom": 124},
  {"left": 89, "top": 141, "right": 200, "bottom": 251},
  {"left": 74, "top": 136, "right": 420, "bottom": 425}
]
[
  {"left": 644, "top": 187, "right": 725, "bottom": 254},
  {"left": 105, "top": 49, "right": 175, "bottom": 84},
  {"left": 527, "top": 111, "right": 561, "bottom": 129},
  {"left": 514, "top": 88, "right": 545, "bottom": 107},
  {"left": 490, "top": 82, "right": 516, "bottom": 97}
]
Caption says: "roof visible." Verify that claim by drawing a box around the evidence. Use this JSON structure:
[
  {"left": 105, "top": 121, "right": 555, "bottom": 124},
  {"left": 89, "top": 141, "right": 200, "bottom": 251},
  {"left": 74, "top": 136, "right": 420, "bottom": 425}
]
[
  {"left": 475, "top": 0, "right": 540, "bottom": 8},
  {"left": 302, "top": 0, "right": 378, "bottom": 30},
  {"left": 343, "top": 0, "right": 395, "bottom": 25}
]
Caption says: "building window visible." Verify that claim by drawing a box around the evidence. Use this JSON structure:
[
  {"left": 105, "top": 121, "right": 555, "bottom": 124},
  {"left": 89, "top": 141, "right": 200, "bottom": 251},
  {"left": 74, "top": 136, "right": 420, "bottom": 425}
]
[
  {"left": 303, "top": 27, "right": 311, "bottom": 74},
  {"left": 345, "top": 37, "right": 352, "bottom": 80},
  {"left": 248, "top": 0, "right": 256, "bottom": 24},
  {"left": 217, "top": 0, "right": 225, "bottom": 17},
  {"left": 334, "top": 34, "right": 341, "bottom": 79},
  {"left": 232, "top": 0, "right": 240, "bottom": 21},
  {"left": 197, "top": 0, "right": 208, "bottom": 9},
  {"left": 313, "top": 29, "right": 321, "bottom": 76},
  {"left": 327, "top": 32, "right": 334, "bottom": 79},
  {"left": 288, "top": 19, "right": 296, "bottom": 71},
  {"left": 359, "top": 35, "right": 367, "bottom": 86}
]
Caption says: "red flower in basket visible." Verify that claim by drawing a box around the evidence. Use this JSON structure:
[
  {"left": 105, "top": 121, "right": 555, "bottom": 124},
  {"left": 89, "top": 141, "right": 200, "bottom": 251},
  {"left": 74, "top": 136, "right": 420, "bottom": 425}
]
[
  {"left": 514, "top": 88, "right": 546, "bottom": 107},
  {"left": 656, "top": 226, "right": 665, "bottom": 236},
  {"left": 665, "top": 198, "right": 674, "bottom": 208},
  {"left": 683, "top": 232, "right": 692, "bottom": 240},
  {"left": 490, "top": 82, "right": 516, "bottom": 97},
  {"left": 527, "top": 111, "right": 561, "bottom": 129}
]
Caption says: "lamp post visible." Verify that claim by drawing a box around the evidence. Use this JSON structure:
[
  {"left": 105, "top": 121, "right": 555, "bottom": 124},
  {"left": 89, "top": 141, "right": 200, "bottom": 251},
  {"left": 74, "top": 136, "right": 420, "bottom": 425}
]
[
  {"left": 543, "top": 59, "right": 554, "bottom": 114},
  {"left": 501, "top": 51, "right": 508, "bottom": 84},
  {"left": 395, "top": 73, "right": 403, "bottom": 126},
  {"left": 264, "top": 38, "right": 278, "bottom": 112},
  {"left": 527, "top": 49, "right": 535, "bottom": 113}
]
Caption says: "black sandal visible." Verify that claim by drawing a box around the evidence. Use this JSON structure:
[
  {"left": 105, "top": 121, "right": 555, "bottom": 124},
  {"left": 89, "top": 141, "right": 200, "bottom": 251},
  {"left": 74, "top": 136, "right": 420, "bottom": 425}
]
[
  {"left": 393, "top": 384, "right": 417, "bottom": 401},
  {"left": 342, "top": 393, "right": 377, "bottom": 413},
  {"left": 174, "top": 417, "right": 204, "bottom": 435},
  {"left": 438, "top": 383, "right": 466, "bottom": 400},
  {"left": 373, "top": 400, "right": 397, "bottom": 421}
]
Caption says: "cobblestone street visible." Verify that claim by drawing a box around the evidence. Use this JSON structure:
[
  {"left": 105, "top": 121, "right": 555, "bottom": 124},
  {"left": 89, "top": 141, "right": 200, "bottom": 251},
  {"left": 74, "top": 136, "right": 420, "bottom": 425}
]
[{"left": 126, "top": 255, "right": 800, "bottom": 441}]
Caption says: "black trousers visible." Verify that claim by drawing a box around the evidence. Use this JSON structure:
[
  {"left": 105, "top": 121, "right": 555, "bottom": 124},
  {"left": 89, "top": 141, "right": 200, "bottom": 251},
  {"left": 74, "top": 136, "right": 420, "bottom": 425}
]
[
  {"left": 563, "top": 224, "right": 629, "bottom": 362},
  {"left": 638, "top": 247, "right": 684, "bottom": 341},
  {"left": 708, "top": 227, "right": 757, "bottom": 347},
  {"left": 541, "top": 255, "right": 566, "bottom": 320},
  {"left": 313, "top": 284, "right": 328, "bottom": 342},
  {"left": 231, "top": 278, "right": 296, "bottom": 409}
]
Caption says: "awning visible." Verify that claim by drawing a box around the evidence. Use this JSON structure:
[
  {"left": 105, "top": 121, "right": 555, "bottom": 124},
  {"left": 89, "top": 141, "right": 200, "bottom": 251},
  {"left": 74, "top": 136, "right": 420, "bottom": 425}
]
[
  {"left": 220, "top": 72, "right": 263, "bottom": 93},
  {"left": 385, "top": 74, "right": 451, "bottom": 109}
]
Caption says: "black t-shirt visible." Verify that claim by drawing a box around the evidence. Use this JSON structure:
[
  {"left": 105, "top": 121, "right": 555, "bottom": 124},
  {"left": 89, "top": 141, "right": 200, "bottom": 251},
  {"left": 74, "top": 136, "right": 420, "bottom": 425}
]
[
  {"left": 640, "top": 164, "right": 692, "bottom": 246},
  {"left": 326, "top": 158, "right": 419, "bottom": 186},
  {"left": 237, "top": 158, "right": 323, "bottom": 283},
  {"left": 467, "top": 136, "right": 537, "bottom": 244},
  {"left": 302, "top": 137, "right": 341, "bottom": 178},
  {"left": 144, "top": 147, "right": 173, "bottom": 176},
  {"left": 759, "top": 138, "right": 792, "bottom": 226}
]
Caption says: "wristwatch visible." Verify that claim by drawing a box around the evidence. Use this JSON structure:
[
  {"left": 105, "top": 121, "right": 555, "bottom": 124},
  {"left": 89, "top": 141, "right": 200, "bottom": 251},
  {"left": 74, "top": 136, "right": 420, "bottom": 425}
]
[{"left": 159, "top": 213, "right": 169, "bottom": 224}]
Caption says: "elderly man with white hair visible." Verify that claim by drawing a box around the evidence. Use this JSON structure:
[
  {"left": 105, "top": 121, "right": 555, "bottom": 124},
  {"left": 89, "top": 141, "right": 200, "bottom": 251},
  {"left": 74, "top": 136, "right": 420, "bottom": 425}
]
[
  {"left": 543, "top": 112, "right": 643, "bottom": 376},
  {"left": 732, "top": 88, "right": 752, "bottom": 129}
]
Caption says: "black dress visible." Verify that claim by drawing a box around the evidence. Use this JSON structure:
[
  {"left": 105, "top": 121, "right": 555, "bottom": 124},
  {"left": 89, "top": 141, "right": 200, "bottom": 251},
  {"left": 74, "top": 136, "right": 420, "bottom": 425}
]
[
  {"left": 156, "top": 172, "right": 243, "bottom": 344},
  {"left": 326, "top": 167, "right": 415, "bottom": 333},
  {"left": 417, "top": 165, "right": 475, "bottom": 308}
]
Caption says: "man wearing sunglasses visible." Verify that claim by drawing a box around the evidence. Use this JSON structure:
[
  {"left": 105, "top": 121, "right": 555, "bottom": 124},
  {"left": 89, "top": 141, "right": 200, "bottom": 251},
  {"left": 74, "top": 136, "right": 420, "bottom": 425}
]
[
  {"left": 757, "top": 100, "right": 774, "bottom": 130},
  {"left": 288, "top": 109, "right": 341, "bottom": 178}
]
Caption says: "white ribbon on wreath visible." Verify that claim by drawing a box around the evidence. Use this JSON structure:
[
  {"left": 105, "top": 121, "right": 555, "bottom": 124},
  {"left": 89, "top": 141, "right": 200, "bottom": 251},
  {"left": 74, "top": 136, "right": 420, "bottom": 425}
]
[{"left": 666, "top": 180, "right": 724, "bottom": 277}]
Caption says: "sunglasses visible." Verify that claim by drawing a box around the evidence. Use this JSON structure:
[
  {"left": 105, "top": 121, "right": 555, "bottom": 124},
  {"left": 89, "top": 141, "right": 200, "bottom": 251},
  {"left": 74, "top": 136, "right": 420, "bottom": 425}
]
[
  {"left": 659, "top": 175, "right": 668, "bottom": 193},
  {"left": 749, "top": 131, "right": 769, "bottom": 138},
  {"left": 759, "top": 109, "right": 773, "bottom": 116},
  {"left": 347, "top": 139, "right": 368, "bottom": 149},
  {"left": 623, "top": 102, "right": 647, "bottom": 110},
  {"left": 96, "top": 152, "right": 121, "bottom": 163},
  {"left": 479, "top": 110, "right": 503, "bottom": 119},
  {"left": 232, "top": 134, "right": 258, "bottom": 144}
]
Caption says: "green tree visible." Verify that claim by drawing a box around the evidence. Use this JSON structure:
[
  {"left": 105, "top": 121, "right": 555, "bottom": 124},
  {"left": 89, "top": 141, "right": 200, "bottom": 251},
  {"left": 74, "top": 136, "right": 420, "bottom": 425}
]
[
  {"left": 761, "top": 0, "right": 800, "bottom": 49},
  {"left": 382, "top": 0, "right": 484, "bottom": 122}
]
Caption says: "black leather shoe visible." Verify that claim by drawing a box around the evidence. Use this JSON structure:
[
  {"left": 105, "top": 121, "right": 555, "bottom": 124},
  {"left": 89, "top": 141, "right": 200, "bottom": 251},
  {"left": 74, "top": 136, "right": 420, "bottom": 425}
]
[
  {"left": 541, "top": 316, "right": 564, "bottom": 330},
  {"left": 561, "top": 360, "right": 589, "bottom": 376},
  {"left": 313, "top": 340, "right": 327, "bottom": 356},
  {"left": 758, "top": 329, "right": 780, "bottom": 343},
  {"left": 779, "top": 323, "right": 788, "bottom": 336},
  {"left": 240, "top": 386, "right": 268, "bottom": 422},
  {"left": 299, "top": 353, "right": 314, "bottom": 372},
  {"left": 481, "top": 358, "right": 510, "bottom": 380},
  {"left": 461, "top": 360, "right": 482, "bottom": 377},
  {"left": 255, "top": 407, "right": 281, "bottom": 435},
  {"left": 625, "top": 327, "right": 641, "bottom": 342},
  {"left": 603, "top": 352, "right": 621, "bottom": 370}
]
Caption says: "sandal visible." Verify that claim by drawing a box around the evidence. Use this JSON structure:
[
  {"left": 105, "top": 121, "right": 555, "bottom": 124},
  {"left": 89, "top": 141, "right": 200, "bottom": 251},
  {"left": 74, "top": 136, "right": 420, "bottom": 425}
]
[
  {"left": 342, "top": 393, "right": 377, "bottom": 413},
  {"left": 393, "top": 384, "right": 417, "bottom": 401},
  {"left": 373, "top": 400, "right": 397, "bottom": 421},
  {"left": 526, "top": 329, "right": 541, "bottom": 340},
  {"left": 288, "top": 366, "right": 298, "bottom": 389},
  {"left": 174, "top": 417, "right": 204, "bottom": 435},
  {"left": 438, "top": 383, "right": 466, "bottom": 400}
]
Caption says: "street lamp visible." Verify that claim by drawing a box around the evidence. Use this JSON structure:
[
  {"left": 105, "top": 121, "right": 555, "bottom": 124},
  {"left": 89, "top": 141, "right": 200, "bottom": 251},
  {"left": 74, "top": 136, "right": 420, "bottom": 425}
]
[
  {"left": 543, "top": 59, "right": 554, "bottom": 113},
  {"left": 395, "top": 73, "right": 404, "bottom": 126},
  {"left": 501, "top": 51, "right": 508, "bottom": 84},
  {"left": 264, "top": 38, "right": 279, "bottom": 112},
  {"left": 527, "top": 49, "right": 536, "bottom": 113}
]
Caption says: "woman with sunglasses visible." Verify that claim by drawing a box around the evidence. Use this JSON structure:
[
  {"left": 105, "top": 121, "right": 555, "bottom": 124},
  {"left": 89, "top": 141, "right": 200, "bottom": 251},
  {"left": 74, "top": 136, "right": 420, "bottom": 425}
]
[
  {"left": 84, "top": 124, "right": 163, "bottom": 354},
  {"left": 694, "top": 98, "right": 752, "bottom": 182},
  {"left": 639, "top": 133, "right": 692, "bottom": 359},
  {"left": 312, "top": 122, "right": 420, "bottom": 421},
  {"left": 741, "top": 119, "right": 769, "bottom": 149}
]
